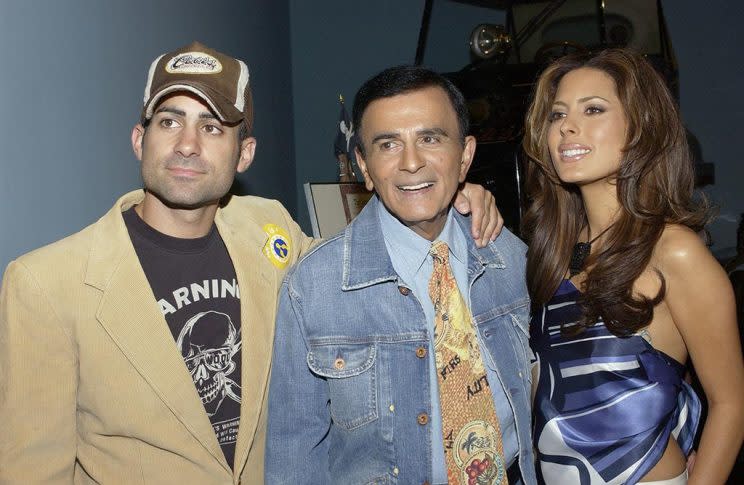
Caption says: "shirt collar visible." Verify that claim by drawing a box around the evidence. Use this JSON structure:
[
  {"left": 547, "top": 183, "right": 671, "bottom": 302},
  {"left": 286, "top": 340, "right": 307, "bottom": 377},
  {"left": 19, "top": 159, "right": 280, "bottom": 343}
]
[{"left": 377, "top": 200, "right": 467, "bottom": 278}]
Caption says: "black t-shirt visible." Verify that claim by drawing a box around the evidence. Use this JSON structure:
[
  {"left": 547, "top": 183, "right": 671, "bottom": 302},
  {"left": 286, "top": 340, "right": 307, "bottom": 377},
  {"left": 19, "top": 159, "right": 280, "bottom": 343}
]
[{"left": 124, "top": 208, "right": 242, "bottom": 469}]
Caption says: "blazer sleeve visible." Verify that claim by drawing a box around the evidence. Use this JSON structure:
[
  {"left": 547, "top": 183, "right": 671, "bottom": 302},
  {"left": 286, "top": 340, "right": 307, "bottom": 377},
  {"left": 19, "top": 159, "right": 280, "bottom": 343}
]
[{"left": 0, "top": 260, "right": 78, "bottom": 483}]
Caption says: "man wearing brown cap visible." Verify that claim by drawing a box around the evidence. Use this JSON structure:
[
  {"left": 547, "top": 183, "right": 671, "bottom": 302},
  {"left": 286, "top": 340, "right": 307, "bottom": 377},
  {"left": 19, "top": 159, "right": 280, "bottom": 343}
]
[{"left": 0, "top": 42, "right": 499, "bottom": 484}]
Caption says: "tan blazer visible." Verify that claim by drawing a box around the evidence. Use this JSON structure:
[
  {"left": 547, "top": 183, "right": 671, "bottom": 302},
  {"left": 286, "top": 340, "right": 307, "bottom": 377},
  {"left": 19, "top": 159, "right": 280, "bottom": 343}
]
[{"left": 0, "top": 190, "right": 314, "bottom": 484}]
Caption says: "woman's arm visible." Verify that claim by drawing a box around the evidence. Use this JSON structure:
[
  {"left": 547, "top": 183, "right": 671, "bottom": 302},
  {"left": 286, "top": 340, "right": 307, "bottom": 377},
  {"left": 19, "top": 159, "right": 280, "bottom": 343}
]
[{"left": 661, "top": 226, "right": 744, "bottom": 484}]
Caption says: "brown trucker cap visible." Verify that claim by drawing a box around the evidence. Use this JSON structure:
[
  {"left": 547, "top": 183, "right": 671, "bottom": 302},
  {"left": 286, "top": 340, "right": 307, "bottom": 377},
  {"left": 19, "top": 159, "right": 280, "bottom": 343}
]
[{"left": 141, "top": 41, "right": 253, "bottom": 131}]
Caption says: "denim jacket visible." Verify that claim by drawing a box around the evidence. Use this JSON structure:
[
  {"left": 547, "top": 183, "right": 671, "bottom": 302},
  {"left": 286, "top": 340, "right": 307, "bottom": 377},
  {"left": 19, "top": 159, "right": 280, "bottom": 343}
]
[{"left": 265, "top": 198, "right": 536, "bottom": 485}]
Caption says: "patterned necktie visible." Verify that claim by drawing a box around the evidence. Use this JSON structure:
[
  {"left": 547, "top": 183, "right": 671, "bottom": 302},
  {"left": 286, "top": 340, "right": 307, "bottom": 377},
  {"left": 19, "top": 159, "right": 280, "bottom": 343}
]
[{"left": 428, "top": 240, "right": 508, "bottom": 485}]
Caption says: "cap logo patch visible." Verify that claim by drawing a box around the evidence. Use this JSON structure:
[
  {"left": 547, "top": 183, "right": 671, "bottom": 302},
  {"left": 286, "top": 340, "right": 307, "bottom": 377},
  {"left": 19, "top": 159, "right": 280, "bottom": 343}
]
[
  {"left": 166, "top": 51, "right": 222, "bottom": 74},
  {"left": 262, "top": 224, "right": 292, "bottom": 269}
]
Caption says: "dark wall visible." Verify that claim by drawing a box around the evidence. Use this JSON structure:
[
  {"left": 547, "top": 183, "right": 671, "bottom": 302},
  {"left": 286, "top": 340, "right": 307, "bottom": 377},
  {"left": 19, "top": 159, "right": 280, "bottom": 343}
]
[
  {"left": 0, "top": 0, "right": 295, "bottom": 270},
  {"left": 288, "top": 0, "right": 506, "bottom": 234},
  {"left": 1, "top": 0, "right": 741, "bottom": 271},
  {"left": 288, "top": 0, "right": 744, "bottom": 255},
  {"left": 662, "top": 1, "right": 744, "bottom": 256}
]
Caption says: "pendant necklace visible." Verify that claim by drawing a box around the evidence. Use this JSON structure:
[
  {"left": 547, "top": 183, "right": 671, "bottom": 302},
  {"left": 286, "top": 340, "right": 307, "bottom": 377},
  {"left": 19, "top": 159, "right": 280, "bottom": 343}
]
[{"left": 569, "top": 223, "right": 614, "bottom": 277}]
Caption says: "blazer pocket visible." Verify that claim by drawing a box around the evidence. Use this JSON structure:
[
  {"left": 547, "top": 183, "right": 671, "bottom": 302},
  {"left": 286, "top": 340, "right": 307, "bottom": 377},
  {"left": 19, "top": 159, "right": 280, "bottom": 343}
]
[{"left": 307, "top": 343, "right": 378, "bottom": 430}]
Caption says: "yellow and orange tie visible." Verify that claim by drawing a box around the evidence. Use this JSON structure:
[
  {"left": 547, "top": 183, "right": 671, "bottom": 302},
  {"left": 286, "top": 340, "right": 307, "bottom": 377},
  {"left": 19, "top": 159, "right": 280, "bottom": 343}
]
[{"left": 428, "top": 240, "right": 508, "bottom": 485}]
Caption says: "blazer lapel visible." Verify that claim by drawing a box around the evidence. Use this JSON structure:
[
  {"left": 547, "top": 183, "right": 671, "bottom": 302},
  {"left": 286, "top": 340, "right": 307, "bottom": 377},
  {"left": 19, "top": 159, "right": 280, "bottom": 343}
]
[
  {"left": 217, "top": 211, "right": 277, "bottom": 477},
  {"left": 85, "top": 192, "right": 230, "bottom": 472}
]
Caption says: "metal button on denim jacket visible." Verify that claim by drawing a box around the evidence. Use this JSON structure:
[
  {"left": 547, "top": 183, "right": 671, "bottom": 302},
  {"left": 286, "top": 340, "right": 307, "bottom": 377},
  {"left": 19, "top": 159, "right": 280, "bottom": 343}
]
[
  {"left": 307, "top": 342, "right": 379, "bottom": 430},
  {"left": 265, "top": 197, "right": 537, "bottom": 485}
]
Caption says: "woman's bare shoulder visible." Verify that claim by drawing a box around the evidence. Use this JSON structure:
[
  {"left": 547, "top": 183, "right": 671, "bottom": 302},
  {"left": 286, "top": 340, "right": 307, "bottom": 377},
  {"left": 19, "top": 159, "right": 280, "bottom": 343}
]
[{"left": 653, "top": 224, "right": 714, "bottom": 275}]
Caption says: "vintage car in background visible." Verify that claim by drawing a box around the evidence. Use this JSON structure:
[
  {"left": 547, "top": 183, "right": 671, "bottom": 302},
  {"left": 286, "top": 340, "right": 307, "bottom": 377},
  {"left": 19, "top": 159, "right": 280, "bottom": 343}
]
[{"left": 415, "top": 0, "right": 713, "bottom": 232}]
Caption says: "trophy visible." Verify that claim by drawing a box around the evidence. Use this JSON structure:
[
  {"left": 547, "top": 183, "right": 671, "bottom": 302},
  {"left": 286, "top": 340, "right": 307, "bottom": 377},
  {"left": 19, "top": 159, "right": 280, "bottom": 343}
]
[{"left": 334, "top": 95, "right": 356, "bottom": 182}]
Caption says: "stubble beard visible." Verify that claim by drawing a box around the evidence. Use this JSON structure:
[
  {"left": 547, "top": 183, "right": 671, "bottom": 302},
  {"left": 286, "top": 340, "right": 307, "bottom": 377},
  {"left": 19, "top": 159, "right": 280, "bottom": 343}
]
[{"left": 142, "top": 154, "right": 239, "bottom": 210}]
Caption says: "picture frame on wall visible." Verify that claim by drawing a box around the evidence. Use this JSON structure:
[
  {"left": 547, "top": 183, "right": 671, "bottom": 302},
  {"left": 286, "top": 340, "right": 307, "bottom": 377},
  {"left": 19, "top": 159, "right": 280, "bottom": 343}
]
[{"left": 304, "top": 182, "right": 374, "bottom": 238}]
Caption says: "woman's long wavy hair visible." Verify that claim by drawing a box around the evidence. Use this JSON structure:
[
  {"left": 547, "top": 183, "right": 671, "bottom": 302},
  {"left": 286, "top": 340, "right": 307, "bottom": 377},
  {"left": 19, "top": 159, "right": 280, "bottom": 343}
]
[{"left": 522, "top": 48, "right": 710, "bottom": 336}]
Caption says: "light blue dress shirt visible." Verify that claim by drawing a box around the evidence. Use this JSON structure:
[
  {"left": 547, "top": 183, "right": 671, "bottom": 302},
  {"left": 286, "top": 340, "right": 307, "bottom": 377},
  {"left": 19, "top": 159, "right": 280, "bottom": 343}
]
[{"left": 377, "top": 202, "right": 518, "bottom": 484}]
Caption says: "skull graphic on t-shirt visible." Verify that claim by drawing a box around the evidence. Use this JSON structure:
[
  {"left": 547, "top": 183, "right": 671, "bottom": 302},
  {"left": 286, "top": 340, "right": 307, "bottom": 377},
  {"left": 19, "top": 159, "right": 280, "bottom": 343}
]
[{"left": 177, "top": 310, "right": 242, "bottom": 416}]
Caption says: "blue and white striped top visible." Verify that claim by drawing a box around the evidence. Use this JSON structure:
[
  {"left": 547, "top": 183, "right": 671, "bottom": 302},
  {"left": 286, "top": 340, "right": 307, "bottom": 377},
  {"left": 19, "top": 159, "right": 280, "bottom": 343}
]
[{"left": 531, "top": 280, "right": 700, "bottom": 485}]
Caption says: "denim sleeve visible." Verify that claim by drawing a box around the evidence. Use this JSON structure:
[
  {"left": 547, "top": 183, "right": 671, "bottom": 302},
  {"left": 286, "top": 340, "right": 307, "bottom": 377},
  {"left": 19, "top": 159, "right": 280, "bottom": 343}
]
[{"left": 265, "top": 280, "right": 331, "bottom": 484}]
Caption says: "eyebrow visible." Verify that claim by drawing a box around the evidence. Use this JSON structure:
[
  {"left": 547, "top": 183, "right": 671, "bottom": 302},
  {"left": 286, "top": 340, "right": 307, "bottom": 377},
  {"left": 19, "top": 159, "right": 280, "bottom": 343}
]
[
  {"left": 154, "top": 106, "right": 218, "bottom": 120},
  {"left": 418, "top": 127, "right": 449, "bottom": 137},
  {"left": 552, "top": 95, "right": 611, "bottom": 107},
  {"left": 369, "top": 127, "right": 450, "bottom": 144}
]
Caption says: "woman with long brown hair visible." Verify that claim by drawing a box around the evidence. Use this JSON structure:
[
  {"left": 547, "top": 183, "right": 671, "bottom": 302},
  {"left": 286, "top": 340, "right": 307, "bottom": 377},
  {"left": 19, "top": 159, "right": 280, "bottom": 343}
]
[{"left": 523, "top": 48, "right": 744, "bottom": 484}]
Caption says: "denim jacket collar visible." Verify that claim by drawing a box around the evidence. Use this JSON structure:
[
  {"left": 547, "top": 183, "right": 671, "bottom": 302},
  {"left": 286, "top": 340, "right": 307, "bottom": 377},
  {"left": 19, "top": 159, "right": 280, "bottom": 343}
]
[{"left": 341, "top": 196, "right": 506, "bottom": 291}]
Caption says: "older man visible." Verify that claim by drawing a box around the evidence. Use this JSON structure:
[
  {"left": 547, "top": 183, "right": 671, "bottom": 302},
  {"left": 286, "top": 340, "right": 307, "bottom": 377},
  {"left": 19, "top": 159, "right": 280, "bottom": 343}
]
[
  {"left": 0, "top": 43, "right": 499, "bottom": 484},
  {"left": 265, "top": 66, "right": 536, "bottom": 484}
]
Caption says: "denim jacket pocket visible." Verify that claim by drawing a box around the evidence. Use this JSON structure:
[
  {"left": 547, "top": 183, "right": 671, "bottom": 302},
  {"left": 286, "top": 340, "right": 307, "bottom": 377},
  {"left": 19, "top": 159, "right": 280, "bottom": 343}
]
[
  {"left": 478, "top": 303, "right": 533, "bottom": 390},
  {"left": 509, "top": 308, "right": 534, "bottom": 371},
  {"left": 511, "top": 317, "right": 534, "bottom": 392},
  {"left": 307, "top": 343, "right": 379, "bottom": 430}
]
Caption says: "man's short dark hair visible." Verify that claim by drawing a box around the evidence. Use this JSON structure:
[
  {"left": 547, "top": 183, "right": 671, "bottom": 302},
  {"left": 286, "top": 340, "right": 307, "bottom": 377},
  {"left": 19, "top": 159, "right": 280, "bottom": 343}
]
[{"left": 352, "top": 65, "right": 470, "bottom": 156}]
